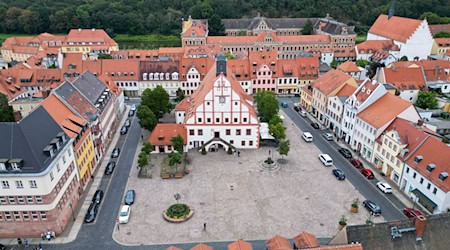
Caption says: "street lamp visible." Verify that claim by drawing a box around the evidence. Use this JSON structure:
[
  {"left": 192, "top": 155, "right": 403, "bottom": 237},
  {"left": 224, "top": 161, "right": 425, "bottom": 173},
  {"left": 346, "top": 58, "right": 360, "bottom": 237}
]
[
  {"left": 69, "top": 202, "right": 76, "bottom": 221},
  {"left": 174, "top": 193, "right": 181, "bottom": 204}
]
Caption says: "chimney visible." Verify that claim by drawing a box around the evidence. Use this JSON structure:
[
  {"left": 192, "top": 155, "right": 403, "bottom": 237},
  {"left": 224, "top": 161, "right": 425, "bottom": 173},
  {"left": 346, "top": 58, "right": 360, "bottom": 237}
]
[
  {"left": 216, "top": 54, "right": 227, "bottom": 77},
  {"left": 415, "top": 216, "right": 427, "bottom": 241},
  {"left": 388, "top": 0, "right": 396, "bottom": 19},
  {"left": 13, "top": 111, "right": 22, "bottom": 122},
  {"left": 417, "top": 119, "right": 424, "bottom": 126},
  {"left": 434, "top": 66, "right": 439, "bottom": 76}
]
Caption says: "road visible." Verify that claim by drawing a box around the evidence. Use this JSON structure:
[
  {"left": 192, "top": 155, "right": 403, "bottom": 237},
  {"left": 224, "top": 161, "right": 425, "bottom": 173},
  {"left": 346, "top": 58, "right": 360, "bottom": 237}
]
[{"left": 278, "top": 97, "right": 406, "bottom": 221}]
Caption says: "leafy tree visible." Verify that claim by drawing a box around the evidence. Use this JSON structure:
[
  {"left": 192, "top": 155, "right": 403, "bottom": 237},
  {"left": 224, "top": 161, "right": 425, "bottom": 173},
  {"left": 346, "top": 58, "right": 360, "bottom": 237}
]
[
  {"left": 301, "top": 19, "right": 313, "bottom": 35},
  {"left": 142, "top": 142, "right": 152, "bottom": 154},
  {"left": 224, "top": 52, "right": 235, "bottom": 60},
  {"left": 208, "top": 14, "right": 225, "bottom": 36},
  {"left": 136, "top": 105, "right": 157, "bottom": 131},
  {"left": 141, "top": 86, "right": 170, "bottom": 119},
  {"left": 435, "top": 32, "right": 450, "bottom": 38},
  {"left": 399, "top": 56, "right": 409, "bottom": 61},
  {"left": 415, "top": 91, "right": 438, "bottom": 109},
  {"left": 138, "top": 153, "right": 149, "bottom": 168},
  {"left": 269, "top": 115, "right": 283, "bottom": 126},
  {"left": 419, "top": 12, "right": 450, "bottom": 25},
  {"left": 175, "top": 88, "right": 185, "bottom": 103},
  {"left": 256, "top": 91, "right": 279, "bottom": 122},
  {"left": 170, "top": 135, "right": 185, "bottom": 153},
  {"left": 98, "top": 53, "right": 112, "bottom": 59},
  {"left": 168, "top": 151, "right": 182, "bottom": 170},
  {"left": 0, "top": 93, "right": 14, "bottom": 122},
  {"left": 330, "top": 59, "right": 338, "bottom": 69},
  {"left": 278, "top": 140, "right": 290, "bottom": 158},
  {"left": 269, "top": 123, "right": 287, "bottom": 141},
  {"left": 355, "top": 59, "right": 369, "bottom": 68}
]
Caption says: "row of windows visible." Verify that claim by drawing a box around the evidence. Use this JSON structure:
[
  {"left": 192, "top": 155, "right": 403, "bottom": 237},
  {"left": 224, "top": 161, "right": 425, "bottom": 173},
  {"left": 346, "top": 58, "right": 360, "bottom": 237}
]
[
  {"left": 195, "top": 116, "right": 249, "bottom": 124},
  {"left": 190, "top": 140, "right": 254, "bottom": 147},
  {"left": 189, "top": 129, "right": 252, "bottom": 136},
  {"left": 0, "top": 195, "right": 42, "bottom": 205},
  {"left": 406, "top": 167, "right": 438, "bottom": 195},
  {"left": 2, "top": 180, "right": 37, "bottom": 189},
  {"left": 116, "top": 82, "right": 137, "bottom": 87},
  {"left": 0, "top": 211, "right": 47, "bottom": 222}
]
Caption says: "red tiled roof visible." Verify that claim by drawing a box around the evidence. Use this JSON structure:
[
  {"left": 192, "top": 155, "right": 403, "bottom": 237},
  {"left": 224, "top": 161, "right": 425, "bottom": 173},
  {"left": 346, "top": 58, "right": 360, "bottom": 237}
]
[
  {"left": 369, "top": 14, "right": 423, "bottom": 43},
  {"left": 357, "top": 93, "right": 412, "bottom": 128},
  {"left": 228, "top": 240, "right": 253, "bottom": 250},
  {"left": 354, "top": 79, "right": 380, "bottom": 102},
  {"left": 312, "top": 69, "right": 354, "bottom": 96},
  {"left": 416, "top": 59, "right": 450, "bottom": 81},
  {"left": 387, "top": 61, "right": 419, "bottom": 69},
  {"left": 179, "top": 57, "right": 215, "bottom": 78},
  {"left": 166, "top": 246, "right": 183, "bottom": 250},
  {"left": 228, "top": 59, "right": 251, "bottom": 80},
  {"left": 148, "top": 124, "right": 187, "bottom": 146},
  {"left": 336, "top": 83, "right": 357, "bottom": 97},
  {"left": 266, "top": 235, "right": 292, "bottom": 250},
  {"left": 175, "top": 98, "right": 190, "bottom": 111},
  {"left": 293, "top": 231, "right": 319, "bottom": 248},
  {"left": 65, "top": 29, "right": 118, "bottom": 46},
  {"left": 296, "top": 57, "right": 320, "bottom": 80},
  {"left": 405, "top": 136, "right": 450, "bottom": 192},
  {"left": 190, "top": 243, "right": 213, "bottom": 250},
  {"left": 337, "top": 61, "right": 361, "bottom": 72},
  {"left": 435, "top": 38, "right": 450, "bottom": 46},
  {"left": 356, "top": 40, "right": 400, "bottom": 54},
  {"left": 382, "top": 67, "right": 426, "bottom": 91},
  {"left": 429, "top": 24, "right": 450, "bottom": 36}
]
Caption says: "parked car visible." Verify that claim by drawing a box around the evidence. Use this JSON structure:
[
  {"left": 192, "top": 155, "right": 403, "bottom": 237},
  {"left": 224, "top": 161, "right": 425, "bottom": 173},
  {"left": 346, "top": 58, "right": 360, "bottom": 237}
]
[
  {"left": 120, "top": 126, "right": 128, "bottom": 135},
  {"left": 84, "top": 202, "right": 99, "bottom": 223},
  {"left": 128, "top": 110, "right": 135, "bottom": 117},
  {"left": 281, "top": 102, "right": 288, "bottom": 108},
  {"left": 322, "top": 133, "right": 334, "bottom": 141},
  {"left": 363, "top": 200, "right": 382, "bottom": 216},
  {"left": 403, "top": 208, "right": 424, "bottom": 218},
  {"left": 92, "top": 190, "right": 104, "bottom": 204},
  {"left": 338, "top": 148, "right": 352, "bottom": 158},
  {"left": 376, "top": 182, "right": 393, "bottom": 194},
  {"left": 118, "top": 205, "right": 131, "bottom": 224},
  {"left": 124, "top": 190, "right": 136, "bottom": 205},
  {"left": 130, "top": 104, "right": 137, "bottom": 111},
  {"left": 111, "top": 148, "right": 120, "bottom": 158},
  {"left": 0, "top": 244, "right": 5, "bottom": 250},
  {"left": 332, "top": 169, "right": 346, "bottom": 180},
  {"left": 105, "top": 162, "right": 116, "bottom": 175},
  {"left": 319, "top": 154, "right": 333, "bottom": 166},
  {"left": 360, "top": 168, "right": 374, "bottom": 179},
  {"left": 299, "top": 110, "right": 307, "bottom": 117},
  {"left": 124, "top": 119, "right": 131, "bottom": 127},
  {"left": 302, "top": 132, "right": 313, "bottom": 142},
  {"left": 311, "top": 122, "right": 320, "bottom": 129},
  {"left": 350, "top": 158, "right": 363, "bottom": 168},
  {"left": 293, "top": 106, "right": 300, "bottom": 112}
]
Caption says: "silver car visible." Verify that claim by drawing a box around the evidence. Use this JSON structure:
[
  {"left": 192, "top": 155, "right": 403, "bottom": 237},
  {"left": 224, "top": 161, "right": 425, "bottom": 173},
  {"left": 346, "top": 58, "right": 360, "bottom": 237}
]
[{"left": 322, "top": 133, "right": 334, "bottom": 141}]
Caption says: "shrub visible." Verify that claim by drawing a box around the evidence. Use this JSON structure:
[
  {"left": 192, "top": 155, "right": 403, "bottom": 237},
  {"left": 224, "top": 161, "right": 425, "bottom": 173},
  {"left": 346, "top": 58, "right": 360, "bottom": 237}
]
[
  {"left": 227, "top": 147, "right": 233, "bottom": 155},
  {"left": 201, "top": 148, "right": 207, "bottom": 155},
  {"left": 339, "top": 215, "right": 347, "bottom": 226},
  {"left": 351, "top": 198, "right": 360, "bottom": 208},
  {"left": 166, "top": 204, "right": 191, "bottom": 218}
]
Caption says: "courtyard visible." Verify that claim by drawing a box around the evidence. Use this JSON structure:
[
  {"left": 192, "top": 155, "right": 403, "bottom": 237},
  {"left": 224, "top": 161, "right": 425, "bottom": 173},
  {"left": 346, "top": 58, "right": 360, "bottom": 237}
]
[{"left": 113, "top": 114, "right": 384, "bottom": 245}]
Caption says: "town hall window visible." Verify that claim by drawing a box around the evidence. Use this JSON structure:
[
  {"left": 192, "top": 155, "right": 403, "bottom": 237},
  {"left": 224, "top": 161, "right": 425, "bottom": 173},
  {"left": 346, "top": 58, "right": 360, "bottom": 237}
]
[
  {"left": 189, "top": 130, "right": 194, "bottom": 135},
  {"left": 246, "top": 129, "right": 251, "bottom": 135},
  {"left": 198, "top": 130, "right": 203, "bottom": 135},
  {"left": 226, "top": 129, "right": 231, "bottom": 135},
  {"left": 236, "top": 129, "right": 241, "bottom": 135}
]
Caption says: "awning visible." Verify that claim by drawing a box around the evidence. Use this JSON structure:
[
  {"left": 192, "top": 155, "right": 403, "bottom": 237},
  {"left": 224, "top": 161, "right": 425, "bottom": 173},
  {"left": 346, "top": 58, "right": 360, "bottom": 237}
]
[{"left": 412, "top": 189, "right": 437, "bottom": 211}]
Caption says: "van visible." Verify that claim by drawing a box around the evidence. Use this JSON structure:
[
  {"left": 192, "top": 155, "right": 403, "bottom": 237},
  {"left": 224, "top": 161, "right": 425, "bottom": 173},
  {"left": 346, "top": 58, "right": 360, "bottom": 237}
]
[
  {"left": 319, "top": 154, "right": 333, "bottom": 166},
  {"left": 302, "top": 132, "right": 313, "bottom": 142},
  {"left": 299, "top": 110, "right": 307, "bottom": 117}
]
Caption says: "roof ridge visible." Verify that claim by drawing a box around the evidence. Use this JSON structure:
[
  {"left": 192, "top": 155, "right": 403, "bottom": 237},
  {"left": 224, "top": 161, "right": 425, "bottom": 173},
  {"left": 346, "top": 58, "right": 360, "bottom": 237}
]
[{"left": 404, "top": 135, "right": 430, "bottom": 161}]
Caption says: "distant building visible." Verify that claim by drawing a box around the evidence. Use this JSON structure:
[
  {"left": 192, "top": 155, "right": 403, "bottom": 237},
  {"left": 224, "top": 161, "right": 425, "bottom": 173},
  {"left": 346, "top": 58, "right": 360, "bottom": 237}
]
[
  {"left": 139, "top": 60, "right": 180, "bottom": 97},
  {"left": 356, "top": 39, "right": 400, "bottom": 65},
  {"left": 61, "top": 29, "right": 119, "bottom": 57}
]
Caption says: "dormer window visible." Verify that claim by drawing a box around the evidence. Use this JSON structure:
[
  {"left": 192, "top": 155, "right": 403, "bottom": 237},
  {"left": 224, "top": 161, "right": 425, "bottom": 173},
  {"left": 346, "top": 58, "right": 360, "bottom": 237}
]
[
  {"left": 439, "top": 172, "right": 448, "bottom": 181},
  {"left": 426, "top": 164, "right": 436, "bottom": 172},
  {"left": 158, "top": 135, "right": 164, "bottom": 141},
  {"left": 414, "top": 155, "right": 423, "bottom": 163},
  {"left": 149, "top": 73, "right": 154, "bottom": 80},
  {"left": 143, "top": 73, "right": 148, "bottom": 80},
  {"left": 166, "top": 73, "right": 170, "bottom": 80}
]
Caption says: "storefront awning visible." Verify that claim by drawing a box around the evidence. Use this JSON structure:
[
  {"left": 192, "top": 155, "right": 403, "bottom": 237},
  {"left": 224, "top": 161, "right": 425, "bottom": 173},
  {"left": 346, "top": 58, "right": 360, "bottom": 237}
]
[{"left": 412, "top": 189, "right": 437, "bottom": 210}]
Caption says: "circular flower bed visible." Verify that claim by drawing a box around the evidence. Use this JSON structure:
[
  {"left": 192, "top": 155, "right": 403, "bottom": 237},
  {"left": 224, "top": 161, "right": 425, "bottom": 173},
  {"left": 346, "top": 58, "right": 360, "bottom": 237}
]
[{"left": 163, "top": 204, "right": 194, "bottom": 223}]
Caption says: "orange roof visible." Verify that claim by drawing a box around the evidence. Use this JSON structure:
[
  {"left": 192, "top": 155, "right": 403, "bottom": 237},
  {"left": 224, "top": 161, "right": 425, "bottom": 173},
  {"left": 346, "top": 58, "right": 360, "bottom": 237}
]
[
  {"left": 280, "top": 34, "right": 330, "bottom": 43},
  {"left": 292, "top": 231, "right": 319, "bottom": 248},
  {"left": 182, "top": 26, "right": 207, "bottom": 37},
  {"left": 228, "top": 240, "right": 253, "bottom": 250},
  {"left": 207, "top": 35, "right": 260, "bottom": 44},
  {"left": 174, "top": 98, "right": 190, "bottom": 111},
  {"left": 100, "top": 59, "right": 140, "bottom": 81},
  {"left": 179, "top": 57, "right": 215, "bottom": 78},
  {"left": 312, "top": 69, "right": 354, "bottom": 96},
  {"left": 336, "top": 83, "right": 357, "bottom": 97},
  {"left": 190, "top": 243, "right": 213, "bottom": 250},
  {"left": 65, "top": 29, "right": 117, "bottom": 46},
  {"left": 368, "top": 15, "right": 423, "bottom": 43},
  {"left": 405, "top": 136, "right": 450, "bottom": 192},
  {"left": 415, "top": 59, "right": 450, "bottom": 81},
  {"left": 429, "top": 24, "right": 450, "bottom": 36},
  {"left": 337, "top": 61, "right": 361, "bottom": 73},
  {"left": 356, "top": 40, "right": 400, "bottom": 54},
  {"left": 382, "top": 67, "right": 426, "bottom": 90},
  {"left": 435, "top": 38, "right": 450, "bottom": 46},
  {"left": 166, "top": 246, "right": 183, "bottom": 250},
  {"left": 148, "top": 124, "right": 187, "bottom": 146},
  {"left": 265, "top": 235, "right": 292, "bottom": 250},
  {"left": 98, "top": 74, "right": 122, "bottom": 96},
  {"left": 357, "top": 93, "right": 412, "bottom": 128},
  {"left": 228, "top": 59, "right": 251, "bottom": 80},
  {"left": 354, "top": 79, "right": 380, "bottom": 102}
]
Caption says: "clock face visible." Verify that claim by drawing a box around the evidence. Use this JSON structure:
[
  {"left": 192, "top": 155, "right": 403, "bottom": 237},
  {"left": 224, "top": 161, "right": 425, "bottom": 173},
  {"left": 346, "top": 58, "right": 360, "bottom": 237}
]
[{"left": 219, "top": 97, "right": 225, "bottom": 103}]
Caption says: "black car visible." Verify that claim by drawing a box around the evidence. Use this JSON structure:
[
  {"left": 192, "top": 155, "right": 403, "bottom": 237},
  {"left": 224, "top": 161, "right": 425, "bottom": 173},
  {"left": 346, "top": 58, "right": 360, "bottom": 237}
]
[
  {"left": 111, "top": 148, "right": 120, "bottom": 158},
  {"left": 363, "top": 200, "right": 382, "bottom": 216},
  {"left": 338, "top": 148, "right": 353, "bottom": 158},
  {"left": 0, "top": 244, "right": 5, "bottom": 250},
  {"left": 124, "top": 119, "right": 131, "bottom": 127},
  {"left": 120, "top": 126, "right": 127, "bottom": 135},
  {"left": 84, "top": 202, "right": 99, "bottom": 223},
  {"left": 128, "top": 110, "right": 135, "bottom": 117},
  {"left": 311, "top": 122, "right": 320, "bottom": 129},
  {"left": 332, "top": 169, "right": 346, "bottom": 180},
  {"left": 105, "top": 162, "right": 116, "bottom": 175},
  {"left": 294, "top": 106, "right": 300, "bottom": 112},
  {"left": 92, "top": 190, "right": 104, "bottom": 204},
  {"left": 124, "top": 190, "right": 136, "bottom": 205}
]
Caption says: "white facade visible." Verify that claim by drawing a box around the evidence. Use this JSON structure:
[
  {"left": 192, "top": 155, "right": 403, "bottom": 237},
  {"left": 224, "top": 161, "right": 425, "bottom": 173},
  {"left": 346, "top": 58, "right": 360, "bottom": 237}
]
[
  {"left": 321, "top": 52, "right": 334, "bottom": 65},
  {"left": 399, "top": 89, "right": 420, "bottom": 103},
  {"left": 184, "top": 74, "right": 260, "bottom": 150},
  {"left": 140, "top": 72, "right": 180, "bottom": 97},
  {"left": 238, "top": 80, "right": 252, "bottom": 94},
  {"left": 181, "top": 67, "right": 202, "bottom": 96},
  {"left": 327, "top": 96, "right": 346, "bottom": 138}
]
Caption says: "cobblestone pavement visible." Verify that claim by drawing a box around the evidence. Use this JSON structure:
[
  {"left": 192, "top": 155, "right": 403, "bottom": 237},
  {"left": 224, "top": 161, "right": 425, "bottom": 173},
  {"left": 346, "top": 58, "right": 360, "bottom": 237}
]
[{"left": 113, "top": 117, "right": 384, "bottom": 245}]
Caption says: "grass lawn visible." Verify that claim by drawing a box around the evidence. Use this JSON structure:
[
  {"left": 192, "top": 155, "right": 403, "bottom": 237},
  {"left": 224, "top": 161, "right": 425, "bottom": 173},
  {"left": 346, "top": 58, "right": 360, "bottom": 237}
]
[
  {"left": 114, "top": 34, "right": 181, "bottom": 49},
  {"left": 160, "top": 154, "right": 186, "bottom": 177},
  {"left": 0, "top": 33, "right": 36, "bottom": 44}
]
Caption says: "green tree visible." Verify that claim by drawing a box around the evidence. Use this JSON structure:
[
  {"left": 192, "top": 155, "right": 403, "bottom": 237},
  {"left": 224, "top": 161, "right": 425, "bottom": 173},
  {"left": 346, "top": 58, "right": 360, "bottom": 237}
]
[
  {"left": 224, "top": 52, "right": 235, "bottom": 60},
  {"left": 330, "top": 59, "right": 338, "bottom": 69},
  {"left": 136, "top": 105, "right": 157, "bottom": 131},
  {"left": 415, "top": 91, "right": 438, "bottom": 109},
  {"left": 278, "top": 140, "right": 290, "bottom": 158},
  {"left": 419, "top": 12, "right": 450, "bottom": 25},
  {"left": 175, "top": 88, "right": 185, "bottom": 103},
  {"left": 208, "top": 14, "right": 225, "bottom": 36},
  {"left": 141, "top": 86, "right": 170, "bottom": 119},
  {"left": 142, "top": 142, "right": 152, "bottom": 154},
  {"left": 170, "top": 135, "right": 185, "bottom": 153},
  {"left": 269, "top": 115, "right": 283, "bottom": 126},
  {"left": 400, "top": 56, "right": 409, "bottom": 61},
  {"left": 435, "top": 32, "right": 450, "bottom": 38},
  {"left": 138, "top": 154, "right": 148, "bottom": 168},
  {"left": 269, "top": 123, "right": 287, "bottom": 141},
  {"left": 0, "top": 93, "right": 14, "bottom": 122},
  {"left": 168, "top": 151, "right": 182, "bottom": 171},
  {"left": 256, "top": 91, "right": 279, "bottom": 122},
  {"left": 98, "top": 53, "right": 112, "bottom": 59},
  {"left": 301, "top": 19, "right": 313, "bottom": 35},
  {"left": 355, "top": 59, "right": 369, "bottom": 68}
]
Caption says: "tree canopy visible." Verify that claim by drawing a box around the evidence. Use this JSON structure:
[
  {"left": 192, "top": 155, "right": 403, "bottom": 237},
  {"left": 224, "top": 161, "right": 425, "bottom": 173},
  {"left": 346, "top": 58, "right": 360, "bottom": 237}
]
[
  {"left": 175, "top": 88, "right": 185, "bottom": 103},
  {"left": 136, "top": 105, "right": 157, "bottom": 131},
  {"left": 301, "top": 19, "right": 313, "bottom": 35},
  {"left": 170, "top": 135, "right": 185, "bottom": 153},
  {"left": 141, "top": 86, "right": 171, "bottom": 119},
  {"left": 415, "top": 91, "right": 438, "bottom": 110},
  {"left": 256, "top": 91, "right": 279, "bottom": 122},
  {"left": 0, "top": 93, "right": 14, "bottom": 122},
  {"left": 278, "top": 140, "right": 290, "bottom": 158}
]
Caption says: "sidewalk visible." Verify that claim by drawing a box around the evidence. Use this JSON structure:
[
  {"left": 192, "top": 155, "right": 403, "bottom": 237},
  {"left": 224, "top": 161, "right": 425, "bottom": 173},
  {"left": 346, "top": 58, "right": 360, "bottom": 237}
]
[
  {"left": 304, "top": 111, "right": 415, "bottom": 210},
  {"left": 0, "top": 105, "right": 131, "bottom": 247}
]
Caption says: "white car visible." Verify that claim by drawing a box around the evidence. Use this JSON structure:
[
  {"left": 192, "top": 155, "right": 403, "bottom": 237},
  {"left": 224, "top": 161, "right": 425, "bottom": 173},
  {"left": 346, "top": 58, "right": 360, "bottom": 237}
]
[
  {"left": 322, "top": 133, "right": 333, "bottom": 141},
  {"left": 376, "top": 182, "right": 392, "bottom": 194},
  {"left": 130, "top": 104, "right": 137, "bottom": 111},
  {"left": 118, "top": 205, "right": 131, "bottom": 224},
  {"left": 302, "top": 132, "right": 313, "bottom": 142}
]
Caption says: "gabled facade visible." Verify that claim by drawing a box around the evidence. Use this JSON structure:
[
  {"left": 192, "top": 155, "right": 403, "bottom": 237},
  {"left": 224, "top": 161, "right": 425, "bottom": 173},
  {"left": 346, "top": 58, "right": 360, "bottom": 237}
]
[
  {"left": 139, "top": 60, "right": 180, "bottom": 98},
  {"left": 61, "top": 29, "right": 119, "bottom": 56},
  {"left": 376, "top": 67, "right": 427, "bottom": 103},
  {"left": 327, "top": 83, "right": 356, "bottom": 138}
]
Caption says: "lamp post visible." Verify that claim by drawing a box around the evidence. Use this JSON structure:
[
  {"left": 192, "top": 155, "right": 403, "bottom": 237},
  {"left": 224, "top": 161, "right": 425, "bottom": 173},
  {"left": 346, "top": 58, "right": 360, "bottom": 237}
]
[
  {"left": 69, "top": 202, "right": 76, "bottom": 221},
  {"left": 174, "top": 193, "right": 181, "bottom": 204}
]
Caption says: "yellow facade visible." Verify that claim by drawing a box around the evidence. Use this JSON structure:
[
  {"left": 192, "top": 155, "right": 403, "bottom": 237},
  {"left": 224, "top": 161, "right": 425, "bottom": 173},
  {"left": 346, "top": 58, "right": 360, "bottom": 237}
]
[
  {"left": 11, "top": 98, "right": 43, "bottom": 118},
  {"left": 374, "top": 131, "right": 406, "bottom": 185},
  {"left": 431, "top": 40, "right": 450, "bottom": 55},
  {"left": 75, "top": 131, "right": 96, "bottom": 187},
  {"left": 61, "top": 45, "right": 119, "bottom": 55}
]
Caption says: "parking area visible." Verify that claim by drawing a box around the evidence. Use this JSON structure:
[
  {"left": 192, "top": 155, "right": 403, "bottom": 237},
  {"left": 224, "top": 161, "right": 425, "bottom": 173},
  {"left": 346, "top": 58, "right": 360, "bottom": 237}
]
[{"left": 113, "top": 114, "right": 384, "bottom": 245}]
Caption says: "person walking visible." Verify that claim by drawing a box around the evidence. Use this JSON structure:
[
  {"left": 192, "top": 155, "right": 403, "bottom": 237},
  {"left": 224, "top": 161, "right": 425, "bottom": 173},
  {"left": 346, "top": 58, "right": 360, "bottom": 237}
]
[
  {"left": 18, "top": 238, "right": 22, "bottom": 245},
  {"left": 24, "top": 238, "right": 29, "bottom": 247},
  {"left": 237, "top": 151, "right": 241, "bottom": 157},
  {"left": 203, "top": 223, "right": 207, "bottom": 231}
]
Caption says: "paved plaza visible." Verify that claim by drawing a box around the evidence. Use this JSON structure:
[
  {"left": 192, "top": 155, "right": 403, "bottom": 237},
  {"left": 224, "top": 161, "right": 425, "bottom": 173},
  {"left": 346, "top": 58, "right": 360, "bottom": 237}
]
[{"left": 113, "top": 115, "right": 385, "bottom": 245}]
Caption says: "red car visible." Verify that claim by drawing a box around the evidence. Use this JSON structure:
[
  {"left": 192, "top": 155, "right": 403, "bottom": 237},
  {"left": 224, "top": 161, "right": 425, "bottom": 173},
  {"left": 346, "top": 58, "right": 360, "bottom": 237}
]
[
  {"left": 360, "top": 168, "right": 374, "bottom": 179},
  {"left": 351, "top": 159, "right": 363, "bottom": 168},
  {"left": 403, "top": 208, "right": 423, "bottom": 218}
]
